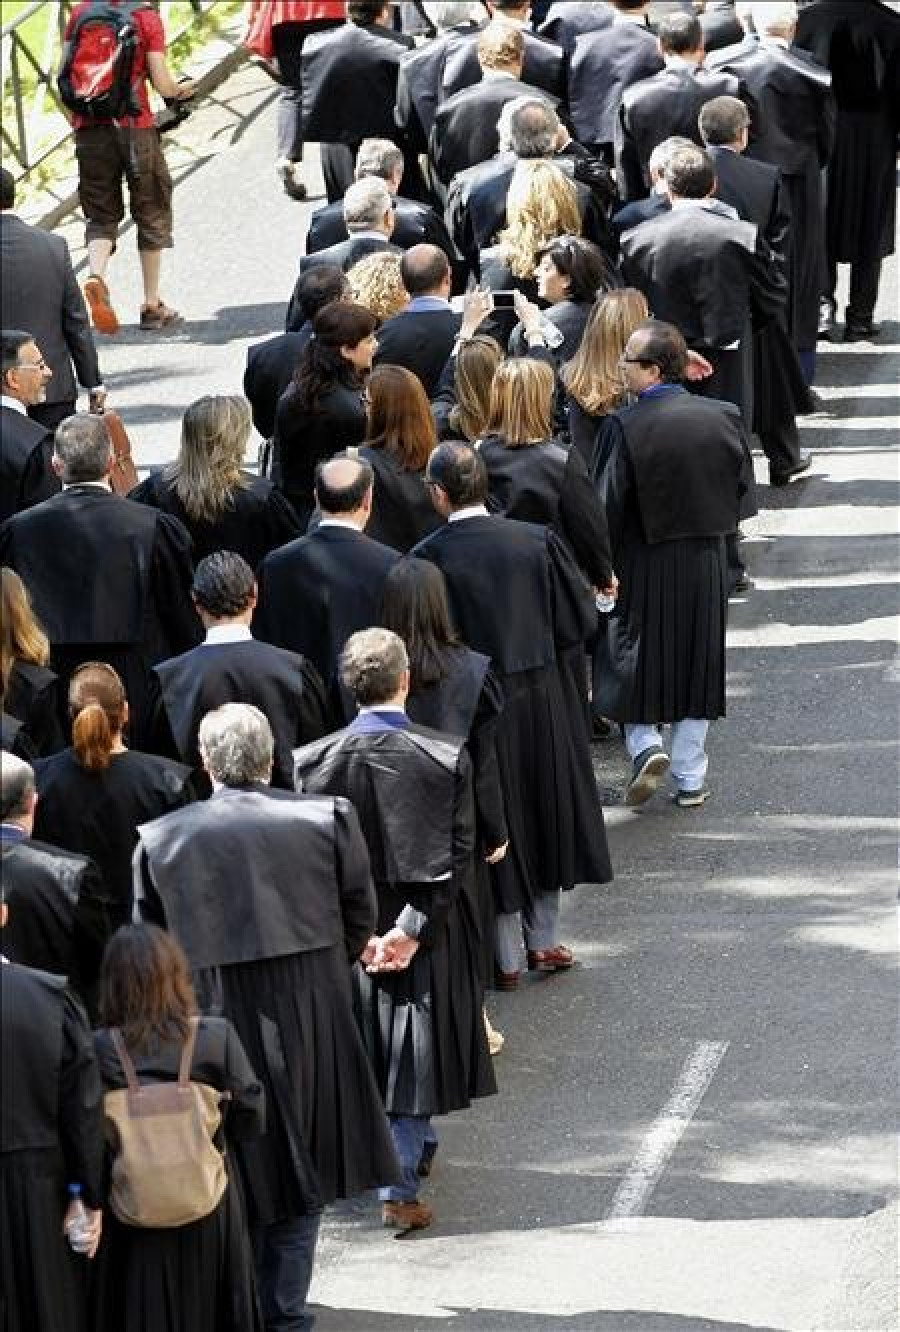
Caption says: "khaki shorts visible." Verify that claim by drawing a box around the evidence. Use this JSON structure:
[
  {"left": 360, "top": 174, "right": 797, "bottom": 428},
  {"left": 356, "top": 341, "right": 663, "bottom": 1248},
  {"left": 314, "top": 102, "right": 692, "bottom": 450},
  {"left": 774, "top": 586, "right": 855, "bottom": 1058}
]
[{"left": 75, "top": 125, "right": 173, "bottom": 251}]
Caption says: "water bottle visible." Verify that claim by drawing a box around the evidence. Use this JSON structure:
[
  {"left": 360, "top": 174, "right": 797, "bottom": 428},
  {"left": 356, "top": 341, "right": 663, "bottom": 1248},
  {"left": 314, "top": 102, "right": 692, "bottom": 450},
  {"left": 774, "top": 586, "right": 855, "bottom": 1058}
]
[
  {"left": 65, "top": 1183, "right": 93, "bottom": 1254},
  {"left": 595, "top": 590, "right": 617, "bottom": 614}
]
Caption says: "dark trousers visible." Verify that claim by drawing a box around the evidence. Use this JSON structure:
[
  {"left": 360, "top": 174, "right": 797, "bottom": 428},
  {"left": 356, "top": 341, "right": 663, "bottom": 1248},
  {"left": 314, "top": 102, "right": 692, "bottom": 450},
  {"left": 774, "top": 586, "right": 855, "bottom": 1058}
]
[
  {"left": 28, "top": 400, "right": 75, "bottom": 432},
  {"left": 826, "top": 257, "right": 882, "bottom": 324},
  {"left": 254, "top": 1211, "right": 323, "bottom": 1332}
]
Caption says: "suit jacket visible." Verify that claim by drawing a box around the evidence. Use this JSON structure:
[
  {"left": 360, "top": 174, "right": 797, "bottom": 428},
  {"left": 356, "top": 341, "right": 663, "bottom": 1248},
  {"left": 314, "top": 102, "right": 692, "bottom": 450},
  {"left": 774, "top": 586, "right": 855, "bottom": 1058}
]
[
  {"left": 306, "top": 195, "right": 458, "bottom": 267},
  {"left": 617, "top": 64, "right": 748, "bottom": 200},
  {"left": 301, "top": 22, "right": 410, "bottom": 144},
  {"left": 612, "top": 190, "right": 669, "bottom": 239},
  {"left": 254, "top": 525, "right": 400, "bottom": 716},
  {"left": 568, "top": 21, "right": 663, "bottom": 151},
  {"left": 394, "top": 26, "right": 468, "bottom": 154},
  {"left": 297, "top": 235, "right": 399, "bottom": 277},
  {"left": 621, "top": 202, "right": 785, "bottom": 348},
  {"left": 707, "top": 145, "right": 788, "bottom": 262},
  {"left": 430, "top": 77, "right": 560, "bottom": 186},
  {"left": 244, "top": 328, "right": 312, "bottom": 439},
  {"left": 440, "top": 24, "right": 565, "bottom": 103},
  {"left": 0, "top": 213, "right": 101, "bottom": 408},
  {"left": 0, "top": 406, "right": 59, "bottom": 522},
  {"left": 373, "top": 305, "right": 460, "bottom": 397},
  {"left": 538, "top": 2, "right": 613, "bottom": 53}
]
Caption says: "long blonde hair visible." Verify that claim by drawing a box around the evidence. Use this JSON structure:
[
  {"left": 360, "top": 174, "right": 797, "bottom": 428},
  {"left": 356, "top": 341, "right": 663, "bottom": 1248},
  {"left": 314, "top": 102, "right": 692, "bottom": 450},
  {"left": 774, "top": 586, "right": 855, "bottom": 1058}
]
[
  {"left": 164, "top": 395, "right": 252, "bottom": 523},
  {"left": 486, "top": 357, "right": 554, "bottom": 446},
  {"left": 1, "top": 567, "right": 50, "bottom": 695},
  {"left": 449, "top": 335, "right": 503, "bottom": 441},
  {"left": 497, "top": 160, "right": 581, "bottom": 280},
  {"left": 562, "top": 287, "right": 650, "bottom": 415}
]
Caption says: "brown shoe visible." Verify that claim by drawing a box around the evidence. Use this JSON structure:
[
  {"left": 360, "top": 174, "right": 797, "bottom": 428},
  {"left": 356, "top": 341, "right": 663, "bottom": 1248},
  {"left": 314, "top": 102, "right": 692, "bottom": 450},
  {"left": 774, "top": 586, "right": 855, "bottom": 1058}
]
[
  {"left": 527, "top": 944, "right": 575, "bottom": 973},
  {"left": 84, "top": 275, "right": 120, "bottom": 334},
  {"left": 493, "top": 965, "right": 519, "bottom": 991},
  {"left": 382, "top": 1199, "right": 433, "bottom": 1231},
  {"left": 140, "top": 300, "right": 182, "bottom": 330}
]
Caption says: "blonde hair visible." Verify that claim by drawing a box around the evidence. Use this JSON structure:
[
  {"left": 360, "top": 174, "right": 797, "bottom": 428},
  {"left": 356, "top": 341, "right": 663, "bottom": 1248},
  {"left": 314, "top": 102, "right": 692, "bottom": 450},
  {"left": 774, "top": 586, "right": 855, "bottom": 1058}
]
[
  {"left": 562, "top": 287, "right": 650, "bottom": 415},
  {"left": 69, "top": 661, "right": 127, "bottom": 772},
  {"left": 347, "top": 251, "right": 409, "bottom": 324},
  {"left": 449, "top": 335, "right": 503, "bottom": 441},
  {"left": 164, "top": 395, "right": 252, "bottom": 523},
  {"left": 487, "top": 357, "right": 554, "bottom": 447},
  {"left": 497, "top": 161, "right": 581, "bottom": 280},
  {"left": 1, "top": 567, "right": 50, "bottom": 695}
]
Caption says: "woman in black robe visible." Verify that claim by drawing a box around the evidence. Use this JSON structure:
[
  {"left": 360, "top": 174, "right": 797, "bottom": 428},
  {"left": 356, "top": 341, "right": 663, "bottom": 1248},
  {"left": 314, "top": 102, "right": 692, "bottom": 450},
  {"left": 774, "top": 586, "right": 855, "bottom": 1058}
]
[
  {"left": 92, "top": 925, "right": 263, "bottom": 1332},
  {"left": 358, "top": 364, "right": 444, "bottom": 551},
  {"left": 129, "top": 395, "right": 301, "bottom": 568},
  {"left": 1, "top": 565, "right": 65, "bottom": 756},
  {"left": 33, "top": 662, "right": 195, "bottom": 933}
]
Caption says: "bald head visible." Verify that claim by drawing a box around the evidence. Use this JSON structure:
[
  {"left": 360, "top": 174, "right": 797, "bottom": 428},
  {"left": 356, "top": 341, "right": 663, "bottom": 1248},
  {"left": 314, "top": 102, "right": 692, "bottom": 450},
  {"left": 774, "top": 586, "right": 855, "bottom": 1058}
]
[
  {"left": 314, "top": 453, "right": 374, "bottom": 520},
  {"left": 400, "top": 244, "right": 451, "bottom": 298}
]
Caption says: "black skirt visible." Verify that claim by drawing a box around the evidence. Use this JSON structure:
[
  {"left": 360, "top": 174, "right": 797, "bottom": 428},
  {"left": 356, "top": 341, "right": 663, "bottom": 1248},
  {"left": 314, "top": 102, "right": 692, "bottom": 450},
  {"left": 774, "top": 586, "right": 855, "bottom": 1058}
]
[
  {"left": 595, "top": 524, "right": 728, "bottom": 725},
  {"left": 1, "top": 1151, "right": 90, "bottom": 1332},
  {"left": 354, "top": 876, "right": 496, "bottom": 1118},
  {"left": 826, "top": 108, "right": 897, "bottom": 263}
]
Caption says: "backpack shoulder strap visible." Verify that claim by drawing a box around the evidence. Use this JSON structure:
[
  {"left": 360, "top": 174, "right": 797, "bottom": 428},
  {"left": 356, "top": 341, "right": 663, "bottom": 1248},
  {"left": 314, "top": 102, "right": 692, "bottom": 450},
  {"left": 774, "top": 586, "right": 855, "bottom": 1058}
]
[{"left": 109, "top": 1027, "right": 141, "bottom": 1093}]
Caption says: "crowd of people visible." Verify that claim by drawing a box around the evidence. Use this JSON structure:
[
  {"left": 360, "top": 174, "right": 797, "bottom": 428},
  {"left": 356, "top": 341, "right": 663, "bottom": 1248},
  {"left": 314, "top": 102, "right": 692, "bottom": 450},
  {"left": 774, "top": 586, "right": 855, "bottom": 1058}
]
[{"left": 1, "top": 0, "right": 897, "bottom": 1330}]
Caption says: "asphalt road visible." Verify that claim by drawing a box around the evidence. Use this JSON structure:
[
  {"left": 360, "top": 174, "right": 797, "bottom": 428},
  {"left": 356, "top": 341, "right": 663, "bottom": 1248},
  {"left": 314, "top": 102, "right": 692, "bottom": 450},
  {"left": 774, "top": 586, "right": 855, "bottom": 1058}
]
[{"left": 57, "top": 64, "right": 900, "bottom": 1332}]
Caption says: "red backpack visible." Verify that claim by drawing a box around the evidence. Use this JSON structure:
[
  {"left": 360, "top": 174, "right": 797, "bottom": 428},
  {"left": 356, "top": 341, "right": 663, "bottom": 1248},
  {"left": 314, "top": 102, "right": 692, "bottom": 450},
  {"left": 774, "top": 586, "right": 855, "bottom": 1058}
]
[{"left": 57, "top": 2, "right": 149, "bottom": 122}]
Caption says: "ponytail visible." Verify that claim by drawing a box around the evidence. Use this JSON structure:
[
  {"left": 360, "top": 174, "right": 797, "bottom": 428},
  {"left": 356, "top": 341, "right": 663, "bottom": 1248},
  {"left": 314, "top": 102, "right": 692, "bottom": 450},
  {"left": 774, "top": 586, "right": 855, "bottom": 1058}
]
[
  {"left": 72, "top": 701, "right": 115, "bottom": 771},
  {"left": 68, "top": 661, "right": 127, "bottom": 771}
]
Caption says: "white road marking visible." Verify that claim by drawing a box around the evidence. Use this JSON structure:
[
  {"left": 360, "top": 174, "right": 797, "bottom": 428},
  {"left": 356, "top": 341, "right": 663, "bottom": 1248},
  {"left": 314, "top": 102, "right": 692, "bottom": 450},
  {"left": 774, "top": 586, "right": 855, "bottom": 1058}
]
[{"left": 604, "top": 1040, "right": 729, "bottom": 1229}]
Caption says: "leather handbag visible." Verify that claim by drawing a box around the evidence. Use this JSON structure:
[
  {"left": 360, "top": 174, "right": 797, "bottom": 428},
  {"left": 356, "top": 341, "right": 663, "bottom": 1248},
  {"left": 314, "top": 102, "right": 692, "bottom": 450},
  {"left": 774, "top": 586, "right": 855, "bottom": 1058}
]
[
  {"left": 103, "top": 1019, "right": 228, "bottom": 1228},
  {"left": 102, "top": 410, "right": 140, "bottom": 496}
]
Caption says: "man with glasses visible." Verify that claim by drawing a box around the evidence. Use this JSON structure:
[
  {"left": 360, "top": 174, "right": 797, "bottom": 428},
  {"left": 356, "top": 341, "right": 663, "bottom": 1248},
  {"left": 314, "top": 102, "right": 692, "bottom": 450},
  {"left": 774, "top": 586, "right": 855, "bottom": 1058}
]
[
  {"left": 595, "top": 319, "right": 752, "bottom": 809},
  {"left": 0, "top": 331, "right": 60, "bottom": 522}
]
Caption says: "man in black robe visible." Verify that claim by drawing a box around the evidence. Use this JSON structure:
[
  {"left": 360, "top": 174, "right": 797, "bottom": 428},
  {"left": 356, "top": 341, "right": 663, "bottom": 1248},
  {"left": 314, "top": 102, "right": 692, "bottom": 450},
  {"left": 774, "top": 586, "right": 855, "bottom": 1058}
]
[
  {"left": 710, "top": 1, "right": 835, "bottom": 380},
  {"left": 134, "top": 701, "right": 398, "bottom": 1332},
  {"left": 150, "top": 551, "right": 329, "bottom": 790},
  {"left": 0, "top": 329, "right": 60, "bottom": 522},
  {"left": 1, "top": 751, "right": 108, "bottom": 1014},
  {"left": 1, "top": 883, "right": 104, "bottom": 1332},
  {"left": 566, "top": 0, "right": 664, "bottom": 163},
  {"left": 616, "top": 12, "right": 751, "bottom": 201},
  {"left": 595, "top": 321, "right": 749, "bottom": 808},
  {"left": 254, "top": 455, "right": 400, "bottom": 723},
  {"left": 413, "top": 442, "right": 612, "bottom": 988},
  {"left": 795, "top": 0, "right": 900, "bottom": 341},
  {"left": 295, "top": 627, "right": 496, "bottom": 1232},
  {"left": 0, "top": 413, "right": 198, "bottom": 744}
]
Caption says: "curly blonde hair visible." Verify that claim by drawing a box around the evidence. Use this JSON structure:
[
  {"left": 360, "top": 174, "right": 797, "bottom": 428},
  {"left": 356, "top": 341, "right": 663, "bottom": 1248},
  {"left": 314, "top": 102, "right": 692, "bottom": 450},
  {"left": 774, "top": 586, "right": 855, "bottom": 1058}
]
[
  {"left": 347, "top": 251, "right": 409, "bottom": 324},
  {"left": 497, "top": 160, "right": 581, "bottom": 280}
]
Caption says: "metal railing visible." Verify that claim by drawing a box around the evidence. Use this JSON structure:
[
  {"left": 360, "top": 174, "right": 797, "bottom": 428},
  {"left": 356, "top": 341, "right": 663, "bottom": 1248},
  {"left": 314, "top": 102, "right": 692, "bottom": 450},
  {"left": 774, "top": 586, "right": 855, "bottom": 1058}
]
[{"left": 1, "top": 1, "right": 220, "bottom": 180}]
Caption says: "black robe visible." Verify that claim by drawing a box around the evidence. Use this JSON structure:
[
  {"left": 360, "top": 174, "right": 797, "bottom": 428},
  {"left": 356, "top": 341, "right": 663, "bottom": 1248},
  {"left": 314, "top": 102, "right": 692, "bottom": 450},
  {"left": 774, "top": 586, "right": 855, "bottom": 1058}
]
[
  {"left": 567, "top": 22, "right": 664, "bottom": 156},
  {"left": 91, "top": 1018, "right": 263, "bottom": 1332},
  {"left": 0, "top": 405, "right": 59, "bottom": 522},
  {"left": 358, "top": 445, "right": 444, "bottom": 552},
  {"left": 32, "top": 748, "right": 196, "bottom": 931},
  {"left": 413, "top": 515, "right": 612, "bottom": 912},
  {"left": 0, "top": 485, "right": 200, "bottom": 746},
  {"left": 0, "top": 830, "right": 109, "bottom": 1014},
  {"left": 272, "top": 379, "right": 367, "bottom": 526},
  {"left": 2, "top": 658, "right": 65, "bottom": 756},
  {"left": 294, "top": 718, "right": 496, "bottom": 1117},
  {"left": 150, "top": 637, "right": 329, "bottom": 790},
  {"left": 594, "top": 387, "right": 747, "bottom": 724},
  {"left": 1, "top": 965, "right": 103, "bottom": 1332},
  {"left": 135, "top": 786, "right": 399, "bottom": 1219},
  {"left": 129, "top": 471, "right": 302, "bottom": 571},
  {"left": 430, "top": 76, "right": 560, "bottom": 186}
]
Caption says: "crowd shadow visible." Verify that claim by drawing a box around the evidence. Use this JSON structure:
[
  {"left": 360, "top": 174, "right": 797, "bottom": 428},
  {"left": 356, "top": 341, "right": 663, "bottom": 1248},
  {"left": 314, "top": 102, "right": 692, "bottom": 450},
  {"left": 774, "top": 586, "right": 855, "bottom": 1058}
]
[{"left": 311, "top": 1309, "right": 782, "bottom": 1331}]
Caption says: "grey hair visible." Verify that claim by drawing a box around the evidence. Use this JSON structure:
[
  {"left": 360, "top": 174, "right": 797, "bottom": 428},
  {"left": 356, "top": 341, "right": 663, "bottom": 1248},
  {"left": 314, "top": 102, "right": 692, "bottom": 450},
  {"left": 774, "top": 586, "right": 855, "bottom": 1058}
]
[
  {"left": 0, "top": 750, "right": 35, "bottom": 822},
  {"left": 508, "top": 99, "right": 559, "bottom": 158},
  {"left": 750, "top": 2, "right": 797, "bottom": 36},
  {"left": 343, "top": 176, "right": 393, "bottom": 232},
  {"left": 198, "top": 703, "right": 274, "bottom": 786},
  {"left": 648, "top": 135, "right": 698, "bottom": 177},
  {"left": 355, "top": 138, "right": 404, "bottom": 182},
  {"left": 340, "top": 628, "right": 409, "bottom": 707},
  {"left": 52, "top": 413, "right": 113, "bottom": 483},
  {"left": 425, "top": 1, "right": 482, "bottom": 29}
]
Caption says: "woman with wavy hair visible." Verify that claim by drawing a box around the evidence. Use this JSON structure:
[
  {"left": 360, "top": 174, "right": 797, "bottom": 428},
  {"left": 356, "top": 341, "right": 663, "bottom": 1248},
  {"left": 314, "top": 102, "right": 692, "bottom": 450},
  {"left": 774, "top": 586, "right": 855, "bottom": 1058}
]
[
  {"left": 359, "top": 364, "right": 443, "bottom": 550},
  {"left": 346, "top": 250, "right": 409, "bottom": 325},
  {"left": 92, "top": 923, "right": 263, "bottom": 1332},
  {"left": 34, "top": 661, "right": 195, "bottom": 932},
  {"left": 274, "top": 300, "right": 377, "bottom": 525},
  {"left": 1, "top": 565, "right": 64, "bottom": 756},
  {"left": 131, "top": 394, "right": 300, "bottom": 566}
]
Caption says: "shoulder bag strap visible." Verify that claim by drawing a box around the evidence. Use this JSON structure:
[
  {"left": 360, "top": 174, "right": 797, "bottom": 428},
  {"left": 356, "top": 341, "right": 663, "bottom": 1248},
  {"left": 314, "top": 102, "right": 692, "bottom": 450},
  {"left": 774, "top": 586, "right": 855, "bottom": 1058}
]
[
  {"left": 177, "top": 1017, "right": 200, "bottom": 1087},
  {"left": 109, "top": 1027, "right": 142, "bottom": 1094}
]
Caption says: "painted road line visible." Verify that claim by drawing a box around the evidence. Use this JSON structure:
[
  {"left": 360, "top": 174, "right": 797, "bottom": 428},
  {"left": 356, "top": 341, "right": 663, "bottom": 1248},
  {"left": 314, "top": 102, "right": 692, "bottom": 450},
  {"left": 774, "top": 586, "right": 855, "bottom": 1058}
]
[{"left": 604, "top": 1040, "right": 729, "bottom": 1229}]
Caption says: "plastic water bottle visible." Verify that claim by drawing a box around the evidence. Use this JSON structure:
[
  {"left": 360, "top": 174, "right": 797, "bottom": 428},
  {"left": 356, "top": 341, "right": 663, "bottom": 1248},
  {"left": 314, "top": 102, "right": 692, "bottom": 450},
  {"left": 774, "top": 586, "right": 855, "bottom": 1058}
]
[
  {"left": 595, "top": 591, "right": 617, "bottom": 614},
  {"left": 65, "top": 1183, "right": 93, "bottom": 1254}
]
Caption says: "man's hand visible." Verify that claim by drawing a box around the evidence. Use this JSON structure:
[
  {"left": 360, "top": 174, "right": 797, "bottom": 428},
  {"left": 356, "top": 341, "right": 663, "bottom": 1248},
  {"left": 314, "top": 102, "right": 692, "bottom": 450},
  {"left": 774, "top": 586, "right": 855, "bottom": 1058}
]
[
  {"left": 359, "top": 935, "right": 380, "bottom": 967},
  {"left": 88, "top": 387, "right": 107, "bottom": 415},
  {"left": 596, "top": 573, "right": 619, "bottom": 600},
  {"left": 685, "top": 350, "right": 714, "bottom": 381},
  {"left": 485, "top": 840, "right": 509, "bottom": 865},
  {"left": 459, "top": 288, "right": 493, "bottom": 340},
  {"left": 366, "top": 927, "right": 420, "bottom": 973}
]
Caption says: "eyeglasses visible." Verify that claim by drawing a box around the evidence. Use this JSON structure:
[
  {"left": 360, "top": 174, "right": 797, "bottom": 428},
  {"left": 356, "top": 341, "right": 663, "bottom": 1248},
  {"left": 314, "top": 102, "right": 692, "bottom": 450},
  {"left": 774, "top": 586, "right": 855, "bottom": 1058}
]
[
  {"left": 16, "top": 357, "right": 48, "bottom": 371},
  {"left": 619, "top": 354, "right": 655, "bottom": 366}
]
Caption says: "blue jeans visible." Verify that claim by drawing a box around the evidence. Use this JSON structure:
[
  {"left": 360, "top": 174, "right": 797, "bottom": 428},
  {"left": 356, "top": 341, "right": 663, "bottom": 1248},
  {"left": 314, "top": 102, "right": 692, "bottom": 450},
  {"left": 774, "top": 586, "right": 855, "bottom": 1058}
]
[
  {"left": 625, "top": 720, "right": 710, "bottom": 792},
  {"left": 379, "top": 1116, "right": 436, "bottom": 1202},
  {"left": 254, "top": 1211, "right": 322, "bottom": 1331}
]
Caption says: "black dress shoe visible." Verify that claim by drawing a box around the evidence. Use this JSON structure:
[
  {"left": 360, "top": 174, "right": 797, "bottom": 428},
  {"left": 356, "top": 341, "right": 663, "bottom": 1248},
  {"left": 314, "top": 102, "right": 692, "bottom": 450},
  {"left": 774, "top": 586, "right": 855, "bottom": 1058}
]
[
  {"left": 770, "top": 451, "right": 812, "bottom": 487},
  {"left": 728, "top": 574, "right": 755, "bottom": 597},
  {"left": 844, "top": 318, "right": 880, "bottom": 342}
]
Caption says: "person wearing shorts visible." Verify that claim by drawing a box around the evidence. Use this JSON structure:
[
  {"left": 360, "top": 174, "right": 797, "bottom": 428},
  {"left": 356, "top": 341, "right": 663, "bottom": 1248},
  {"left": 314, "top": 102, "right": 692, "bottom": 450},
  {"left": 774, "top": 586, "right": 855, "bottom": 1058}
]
[{"left": 66, "top": 1, "right": 194, "bottom": 332}]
